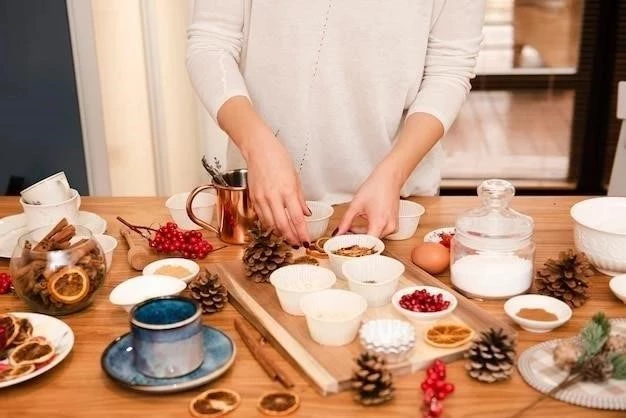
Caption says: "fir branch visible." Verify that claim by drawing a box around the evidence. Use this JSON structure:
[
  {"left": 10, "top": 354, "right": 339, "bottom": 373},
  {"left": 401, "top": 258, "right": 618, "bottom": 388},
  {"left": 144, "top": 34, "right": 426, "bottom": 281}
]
[
  {"left": 578, "top": 312, "right": 610, "bottom": 362},
  {"left": 611, "top": 354, "right": 626, "bottom": 380}
]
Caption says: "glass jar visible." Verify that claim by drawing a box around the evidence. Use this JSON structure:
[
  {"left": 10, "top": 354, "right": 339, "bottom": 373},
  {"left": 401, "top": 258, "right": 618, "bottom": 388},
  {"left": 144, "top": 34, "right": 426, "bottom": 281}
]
[
  {"left": 10, "top": 225, "right": 107, "bottom": 315},
  {"left": 450, "top": 179, "right": 535, "bottom": 299}
]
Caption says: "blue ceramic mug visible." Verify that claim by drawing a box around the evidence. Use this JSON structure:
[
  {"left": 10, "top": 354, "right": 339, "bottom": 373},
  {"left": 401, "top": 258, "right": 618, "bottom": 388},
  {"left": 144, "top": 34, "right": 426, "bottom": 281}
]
[{"left": 130, "top": 296, "right": 204, "bottom": 378}]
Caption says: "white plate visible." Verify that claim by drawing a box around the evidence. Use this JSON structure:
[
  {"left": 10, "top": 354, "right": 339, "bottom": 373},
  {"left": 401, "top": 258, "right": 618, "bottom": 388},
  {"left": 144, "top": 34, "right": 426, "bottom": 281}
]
[
  {"left": 0, "top": 312, "right": 75, "bottom": 389},
  {"left": 423, "top": 227, "right": 455, "bottom": 244},
  {"left": 0, "top": 211, "right": 107, "bottom": 258},
  {"left": 518, "top": 319, "right": 626, "bottom": 411}
]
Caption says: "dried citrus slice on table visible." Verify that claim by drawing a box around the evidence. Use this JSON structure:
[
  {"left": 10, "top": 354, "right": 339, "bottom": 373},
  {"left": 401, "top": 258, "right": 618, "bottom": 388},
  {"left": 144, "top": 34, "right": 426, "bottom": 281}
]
[
  {"left": 189, "top": 388, "right": 241, "bottom": 417},
  {"left": 9, "top": 338, "right": 55, "bottom": 367},
  {"left": 258, "top": 392, "right": 300, "bottom": 416},
  {"left": 0, "top": 314, "right": 20, "bottom": 347},
  {"left": 425, "top": 324, "right": 474, "bottom": 348},
  {"left": 48, "top": 266, "right": 90, "bottom": 304},
  {"left": 0, "top": 364, "right": 36, "bottom": 382}
]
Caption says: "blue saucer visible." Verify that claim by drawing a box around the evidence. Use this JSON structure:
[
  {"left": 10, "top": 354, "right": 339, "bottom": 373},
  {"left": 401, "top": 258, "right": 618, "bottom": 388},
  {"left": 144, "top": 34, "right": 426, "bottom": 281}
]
[{"left": 101, "top": 325, "right": 235, "bottom": 393}]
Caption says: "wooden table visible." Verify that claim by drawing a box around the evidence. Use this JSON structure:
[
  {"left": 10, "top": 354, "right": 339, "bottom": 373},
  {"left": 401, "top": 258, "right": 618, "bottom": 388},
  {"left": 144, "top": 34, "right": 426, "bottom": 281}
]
[{"left": 1, "top": 196, "right": 624, "bottom": 418}]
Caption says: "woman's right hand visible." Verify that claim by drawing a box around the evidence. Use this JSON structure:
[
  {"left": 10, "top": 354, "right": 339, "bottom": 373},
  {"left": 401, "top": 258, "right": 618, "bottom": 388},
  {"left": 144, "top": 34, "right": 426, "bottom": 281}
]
[{"left": 245, "top": 130, "right": 311, "bottom": 247}]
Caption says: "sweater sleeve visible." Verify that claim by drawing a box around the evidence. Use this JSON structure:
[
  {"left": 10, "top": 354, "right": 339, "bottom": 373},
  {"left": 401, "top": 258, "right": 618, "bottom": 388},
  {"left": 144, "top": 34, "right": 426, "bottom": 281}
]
[
  {"left": 186, "top": 0, "right": 250, "bottom": 121},
  {"left": 407, "top": 0, "right": 485, "bottom": 132}
]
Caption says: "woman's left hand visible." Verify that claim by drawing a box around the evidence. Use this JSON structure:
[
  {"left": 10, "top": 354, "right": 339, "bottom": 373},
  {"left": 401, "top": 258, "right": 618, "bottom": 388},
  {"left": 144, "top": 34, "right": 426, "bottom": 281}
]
[{"left": 335, "top": 165, "right": 402, "bottom": 237}]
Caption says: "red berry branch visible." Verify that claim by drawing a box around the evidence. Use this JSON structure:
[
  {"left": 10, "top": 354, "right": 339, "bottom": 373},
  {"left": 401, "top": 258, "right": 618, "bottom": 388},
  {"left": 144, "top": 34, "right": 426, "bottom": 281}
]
[
  {"left": 420, "top": 360, "right": 455, "bottom": 418},
  {"left": 117, "top": 217, "right": 225, "bottom": 260},
  {"left": 0, "top": 272, "right": 13, "bottom": 295}
]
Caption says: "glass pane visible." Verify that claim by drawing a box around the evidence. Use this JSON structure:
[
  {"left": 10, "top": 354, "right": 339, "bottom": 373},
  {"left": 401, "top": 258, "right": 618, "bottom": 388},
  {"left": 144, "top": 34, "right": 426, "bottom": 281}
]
[
  {"left": 441, "top": 90, "right": 574, "bottom": 180},
  {"left": 478, "top": 0, "right": 583, "bottom": 75}
]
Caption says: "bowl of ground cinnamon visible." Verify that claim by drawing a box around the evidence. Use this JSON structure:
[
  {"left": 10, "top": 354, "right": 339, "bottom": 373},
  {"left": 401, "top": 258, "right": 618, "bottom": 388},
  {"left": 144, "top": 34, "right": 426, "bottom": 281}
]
[
  {"left": 143, "top": 258, "right": 200, "bottom": 283},
  {"left": 503, "top": 294, "right": 572, "bottom": 333}
]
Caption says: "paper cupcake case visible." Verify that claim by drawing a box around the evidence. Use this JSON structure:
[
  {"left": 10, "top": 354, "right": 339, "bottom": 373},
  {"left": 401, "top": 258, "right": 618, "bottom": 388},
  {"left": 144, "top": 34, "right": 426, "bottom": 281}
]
[{"left": 517, "top": 319, "right": 626, "bottom": 411}]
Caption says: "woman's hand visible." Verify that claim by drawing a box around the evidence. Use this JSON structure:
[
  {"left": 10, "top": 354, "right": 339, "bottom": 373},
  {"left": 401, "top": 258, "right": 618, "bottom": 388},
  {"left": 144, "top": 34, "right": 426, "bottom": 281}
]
[
  {"left": 335, "top": 164, "right": 402, "bottom": 237},
  {"left": 246, "top": 130, "right": 311, "bottom": 246}
]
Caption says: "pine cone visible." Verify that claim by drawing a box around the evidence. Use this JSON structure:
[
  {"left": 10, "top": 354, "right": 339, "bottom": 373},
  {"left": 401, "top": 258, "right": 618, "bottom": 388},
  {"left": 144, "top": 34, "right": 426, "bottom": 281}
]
[
  {"left": 188, "top": 269, "right": 228, "bottom": 314},
  {"left": 242, "top": 222, "right": 292, "bottom": 283},
  {"left": 351, "top": 351, "right": 394, "bottom": 406},
  {"left": 465, "top": 328, "right": 516, "bottom": 383},
  {"left": 535, "top": 249, "right": 594, "bottom": 308},
  {"left": 579, "top": 353, "right": 614, "bottom": 383}
]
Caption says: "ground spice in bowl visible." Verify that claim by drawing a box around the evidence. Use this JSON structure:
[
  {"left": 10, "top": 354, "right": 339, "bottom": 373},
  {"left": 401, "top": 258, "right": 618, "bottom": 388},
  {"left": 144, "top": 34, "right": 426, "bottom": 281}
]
[
  {"left": 516, "top": 308, "right": 558, "bottom": 322},
  {"left": 154, "top": 265, "right": 192, "bottom": 279}
]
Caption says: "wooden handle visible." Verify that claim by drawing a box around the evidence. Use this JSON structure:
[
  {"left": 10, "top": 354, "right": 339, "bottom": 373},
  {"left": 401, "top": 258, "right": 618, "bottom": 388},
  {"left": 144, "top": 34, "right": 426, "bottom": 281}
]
[{"left": 120, "top": 228, "right": 151, "bottom": 270}]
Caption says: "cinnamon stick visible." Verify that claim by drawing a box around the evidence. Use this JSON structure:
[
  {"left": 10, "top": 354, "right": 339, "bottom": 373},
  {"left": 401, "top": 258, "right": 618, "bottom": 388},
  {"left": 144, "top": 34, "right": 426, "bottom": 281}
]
[{"left": 33, "top": 218, "right": 68, "bottom": 251}]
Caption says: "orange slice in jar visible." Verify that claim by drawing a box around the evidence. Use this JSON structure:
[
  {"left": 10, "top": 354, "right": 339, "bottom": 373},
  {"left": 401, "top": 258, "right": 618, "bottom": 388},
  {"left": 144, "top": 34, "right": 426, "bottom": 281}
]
[
  {"left": 424, "top": 324, "right": 474, "bottom": 348},
  {"left": 48, "top": 266, "right": 90, "bottom": 305},
  {"left": 9, "top": 338, "right": 55, "bottom": 367}
]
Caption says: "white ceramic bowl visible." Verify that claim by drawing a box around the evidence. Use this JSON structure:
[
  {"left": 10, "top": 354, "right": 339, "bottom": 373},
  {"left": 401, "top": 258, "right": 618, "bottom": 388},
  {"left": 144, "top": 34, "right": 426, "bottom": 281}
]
[
  {"left": 609, "top": 274, "right": 626, "bottom": 304},
  {"left": 386, "top": 200, "right": 426, "bottom": 240},
  {"left": 359, "top": 319, "right": 415, "bottom": 363},
  {"left": 299, "top": 289, "right": 368, "bottom": 346},
  {"left": 166, "top": 192, "right": 216, "bottom": 231},
  {"left": 269, "top": 265, "right": 337, "bottom": 316},
  {"left": 504, "top": 294, "right": 572, "bottom": 333},
  {"left": 391, "top": 285, "right": 458, "bottom": 322},
  {"left": 323, "top": 234, "right": 385, "bottom": 280},
  {"left": 305, "top": 201, "right": 334, "bottom": 241},
  {"left": 143, "top": 258, "right": 200, "bottom": 284},
  {"left": 570, "top": 197, "right": 626, "bottom": 276},
  {"left": 109, "top": 275, "right": 187, "bottom": 312},
  {"left": 342, "top": 255, "right": 404, "bottom": 307},
  {"left": 94, "top": 234, "right": 118, "bottom": 271}
]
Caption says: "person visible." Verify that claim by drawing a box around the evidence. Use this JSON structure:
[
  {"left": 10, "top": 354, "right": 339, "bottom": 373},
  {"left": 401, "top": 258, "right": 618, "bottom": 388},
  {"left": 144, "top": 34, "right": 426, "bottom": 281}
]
[{"left": 187, "top": 0, "right": 485, "bottom": 246}]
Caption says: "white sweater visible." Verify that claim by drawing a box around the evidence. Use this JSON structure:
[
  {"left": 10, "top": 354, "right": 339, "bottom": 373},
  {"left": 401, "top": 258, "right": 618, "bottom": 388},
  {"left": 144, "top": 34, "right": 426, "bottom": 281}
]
[{"left": 187, "top": 0, "right": 484, "bottom": 204}]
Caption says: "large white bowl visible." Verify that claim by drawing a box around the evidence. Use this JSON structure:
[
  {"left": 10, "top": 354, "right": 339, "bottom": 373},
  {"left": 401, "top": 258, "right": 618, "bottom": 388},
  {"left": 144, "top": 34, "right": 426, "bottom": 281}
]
[
  {"left": 386, "top": 200, "right": 426, "bottom": 241},
  {"left": 609, "top": 274, "right": 626, "bottom": 304},
  {"left": 570, "top": 197, "right": 626, "bottom": 276},
  {"left": 342, "top": 255, "right": 404, "bottom": 307},
  {"left": 504, "top": 294, "right": 572, "bottom": 333},
  {"left": 305, "top": 201, "right": 334, "bottom": 241},
  {"left": 143, "top": 258, "right": 200, "bottom": 284},
  {"left": 391, "top": 285, "right": 457, "bottom": 322},
  {"left": 299, "top": 289, "right": 367, "bottom": 346},
  {"left": 323, "top": 234, "right": 385, "bottom": 280},
  {"left": 269, "top": 265, "right": 336, "bottom": 316},
  {"left": 166, "top": 192, "right": 216, "bottom": 231},
  {"left": 94, "top": 234, "right": 118, "bottom": 271},
  {"left": 109, "top": 275, "right": 187, "bottom": 312}
]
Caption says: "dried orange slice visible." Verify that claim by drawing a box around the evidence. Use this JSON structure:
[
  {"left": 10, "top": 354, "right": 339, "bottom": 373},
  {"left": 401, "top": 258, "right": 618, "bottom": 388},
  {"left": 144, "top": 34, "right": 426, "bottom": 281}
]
[
  {"left": 12, "top": 318, "right": 34, "bottom": 345},
  {"left": 0, "top": 314, "right": 20, "bottom": 347},
  {"left": 425, "top": 324, "right": 474, "bottom": 348},
  {"left": 315, "top": 237, "right": 330, "bottom": 251},
  {"left": 189, "top": 388, "right": 241, "bottom": 417},
  {"left": 48, "top": 266, "right": 90, "bottom": 305},
  {"left": 258, "top": 392, "right": 300, "bottom": 416},
  {"left": 292, "top": 255, "right": 319, "bottom": 266},
  {"left": 9, "top": 338, "right": 55, "bottom": 367},
  {"left": 0, "top": 364, "right": 36, "bottom": 382}
]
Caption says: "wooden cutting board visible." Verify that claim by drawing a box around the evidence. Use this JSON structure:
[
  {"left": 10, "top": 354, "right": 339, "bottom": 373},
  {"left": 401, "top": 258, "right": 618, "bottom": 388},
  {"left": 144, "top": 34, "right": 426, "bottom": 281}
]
[{"left": 214, "top": 250, "right": 515, "bottom": 395}]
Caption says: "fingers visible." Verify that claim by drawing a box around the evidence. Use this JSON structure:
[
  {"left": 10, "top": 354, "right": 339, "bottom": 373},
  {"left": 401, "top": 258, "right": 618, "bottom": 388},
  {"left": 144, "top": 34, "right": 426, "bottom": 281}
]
[
  {"left": 336, "top": 204, "right": 361, "bottom": 236},
  {"left": 268, "top": 197, "right": 300, "bottom": 245},
  {"left": 285, "top": 197, "right": 311, "bottom": 245}
]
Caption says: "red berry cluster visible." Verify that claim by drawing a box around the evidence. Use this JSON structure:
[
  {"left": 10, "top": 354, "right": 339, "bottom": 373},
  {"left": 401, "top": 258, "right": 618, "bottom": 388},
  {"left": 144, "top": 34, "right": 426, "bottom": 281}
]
[
  {"left": 399, "top": 289, "right": 451, "bottom": 313},
  {"left": 438, "top": 232, "right": 454, "bottom": 249},
  {"left": 0, "top": 272, "right": 13, "bottom": 294},
  {"left": 421, "top": 360, "right": 455, "bottom": 418},
  {"left": 149, "top": 222, "right": 213, "bottom": 259}
]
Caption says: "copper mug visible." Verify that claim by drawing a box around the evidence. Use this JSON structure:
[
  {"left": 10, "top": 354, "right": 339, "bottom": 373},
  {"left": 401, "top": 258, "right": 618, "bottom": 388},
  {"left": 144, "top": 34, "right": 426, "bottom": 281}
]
[{"left": 186, "top": 169, "right": 257, "bottom": 245}]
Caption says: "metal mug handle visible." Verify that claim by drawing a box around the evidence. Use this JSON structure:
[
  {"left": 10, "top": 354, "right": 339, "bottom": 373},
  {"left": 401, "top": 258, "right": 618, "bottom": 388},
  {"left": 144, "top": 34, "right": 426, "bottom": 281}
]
[{"left": 186, "top": 185, "right": 219, "bottom": 234}]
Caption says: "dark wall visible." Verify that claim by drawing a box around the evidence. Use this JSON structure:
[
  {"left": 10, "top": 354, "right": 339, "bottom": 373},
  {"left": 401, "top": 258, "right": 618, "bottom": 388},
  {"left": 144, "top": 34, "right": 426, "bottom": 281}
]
[{"left": 0, "top": 0, "right": 88, "bottom": 196}]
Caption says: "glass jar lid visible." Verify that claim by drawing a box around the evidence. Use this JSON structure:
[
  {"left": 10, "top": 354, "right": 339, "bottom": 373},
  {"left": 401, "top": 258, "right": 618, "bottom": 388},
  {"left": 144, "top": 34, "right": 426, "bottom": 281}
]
[{"left": 455, "top": 179, "right": 534, "bottom": 250}]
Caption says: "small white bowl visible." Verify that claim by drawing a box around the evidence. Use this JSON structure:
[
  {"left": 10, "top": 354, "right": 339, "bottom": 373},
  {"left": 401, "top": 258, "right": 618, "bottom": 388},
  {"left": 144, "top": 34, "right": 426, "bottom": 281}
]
[
  {"left": 359, "top": 319, "right": 415, "bottom": 363},
  {"left": 391, "top": 285, "right": 458, "bottom": 322},
  {"left": 386, "top": 200, "right": 426, "bottom": 241},
  {"left": 342, "top": 255, "right": 405, "bottom": 307},
  {"left": 610, "top": 274, "right": 626, "bottom": 303},
  {"left": 570, "top": 197, "right": 626, "bottom": 276},
  {"left": 166, "top": 191, "right": 216, "bottom": 231},
  {"left": 109, "top": 275, "right": 187, "bottom": 312},
  {"left": 270, "top": 265, "right": 337, "bottom": 316},
  {"left": 143, "top": 258, "right": 200, "bottom": 284},
  {"left": 299, "top": 289, "right": 368, "bottom": 346},
  {"left": 323, "top": 234, "right": 385, "bottom": 280},
  {"left": 305, "top": 201, "right": 334, "bottom": 241},
  {"left": 94, "top": 234, "right": 118, "bottom": 271},
  {"left": 504, "top": 294, "right": 572, "bottom": 333}
]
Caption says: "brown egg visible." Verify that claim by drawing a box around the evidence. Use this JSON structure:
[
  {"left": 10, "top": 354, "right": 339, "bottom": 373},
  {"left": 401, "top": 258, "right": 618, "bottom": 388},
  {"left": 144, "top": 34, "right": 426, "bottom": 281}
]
[{"left": 411, "top": 242, "right": 450, "bottom": 275}]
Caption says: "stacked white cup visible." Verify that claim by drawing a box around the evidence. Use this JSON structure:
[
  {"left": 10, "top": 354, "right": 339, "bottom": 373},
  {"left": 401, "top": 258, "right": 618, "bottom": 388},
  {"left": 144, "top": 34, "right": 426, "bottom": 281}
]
[{"left": 19, "top": 172, "right": 81, "bottom": 231}]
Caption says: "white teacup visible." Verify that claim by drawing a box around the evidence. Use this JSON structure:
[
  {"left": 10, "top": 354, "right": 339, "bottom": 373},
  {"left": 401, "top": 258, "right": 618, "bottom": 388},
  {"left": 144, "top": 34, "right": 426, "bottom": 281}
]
[
  {"left": 20, "top": 189, "right": 81, "bottom": 231},
  {"left": 20, "top": 172, "right": 71, "bottom": 205}
]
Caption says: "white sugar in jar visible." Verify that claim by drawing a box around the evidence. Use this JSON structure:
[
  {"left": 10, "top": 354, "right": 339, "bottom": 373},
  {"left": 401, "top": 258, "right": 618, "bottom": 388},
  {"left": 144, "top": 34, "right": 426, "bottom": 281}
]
[{"left": 450, "top": 180, "right": 535, "bottom": 299}]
